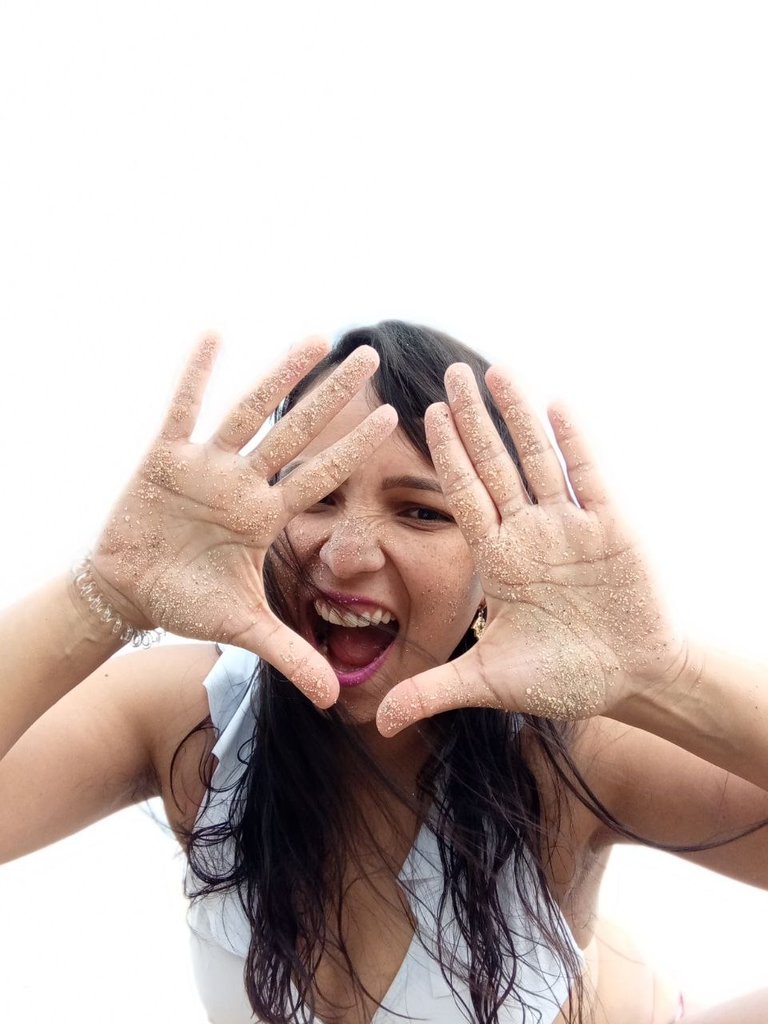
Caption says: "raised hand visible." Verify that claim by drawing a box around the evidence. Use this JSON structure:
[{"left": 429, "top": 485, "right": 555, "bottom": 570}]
[
  {"left": 90, "top": 335, "right": 397, "bottom": 708},
  {"left": 377, "top": 363, "right": 688, "bottom": 736}
]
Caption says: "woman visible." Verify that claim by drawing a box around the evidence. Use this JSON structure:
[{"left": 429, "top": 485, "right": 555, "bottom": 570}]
[{"left": 1, "top": 321, "right": 767, "bottom": 1024}]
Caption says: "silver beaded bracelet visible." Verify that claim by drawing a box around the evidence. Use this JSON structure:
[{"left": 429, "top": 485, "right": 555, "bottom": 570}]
[{"left": 71, "top": 557, "right": 165, "bottom": 649}]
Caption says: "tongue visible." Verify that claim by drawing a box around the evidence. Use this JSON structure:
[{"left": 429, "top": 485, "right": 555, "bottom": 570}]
[{"left": 326, "top": 624, "right": 392, "bottom": 669}]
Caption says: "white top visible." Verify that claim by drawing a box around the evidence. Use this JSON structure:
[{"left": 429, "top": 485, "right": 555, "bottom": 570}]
[{"left": 186, "top": 646, "right": 585, "bottom": 1023}]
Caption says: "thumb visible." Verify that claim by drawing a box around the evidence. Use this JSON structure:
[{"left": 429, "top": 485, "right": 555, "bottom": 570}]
[
  {"left": 376, "top": 651, "right": 500, "bottom": 737},
  {"left": 236, "top": 609, "right": 340, "bottom": 709}
]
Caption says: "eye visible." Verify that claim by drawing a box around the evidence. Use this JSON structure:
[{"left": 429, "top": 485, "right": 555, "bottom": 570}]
[
  {"left": 401, "top": 506, "right": 453, "bottom": 524},
  {"left": 300, "top": 494, "right": 336, "bottom": 513}
]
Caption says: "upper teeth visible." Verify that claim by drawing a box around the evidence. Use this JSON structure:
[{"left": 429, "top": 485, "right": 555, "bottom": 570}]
[{"left": 314, "top": 598, "right": 396, "bottom": 628}]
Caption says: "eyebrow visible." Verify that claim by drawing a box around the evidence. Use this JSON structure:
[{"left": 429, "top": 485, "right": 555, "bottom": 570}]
[
  {"left": 279, "top": 461, "right": 443, "bottom": 495},
  {"left": 381, "top": 473, "right": 443, "bottom": 495}
]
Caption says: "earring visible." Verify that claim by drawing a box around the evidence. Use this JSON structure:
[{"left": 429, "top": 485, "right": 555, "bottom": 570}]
[{"left": 472, "top": 605, "right": 487, "bottom": 641}]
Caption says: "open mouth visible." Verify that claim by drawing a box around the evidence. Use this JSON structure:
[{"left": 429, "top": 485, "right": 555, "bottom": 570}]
[{"left": 307, "top": 597, "right": 400, "bottom": 688}]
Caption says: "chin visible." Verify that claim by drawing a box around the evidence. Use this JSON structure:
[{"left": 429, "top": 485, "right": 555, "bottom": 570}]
[{"left": 329, "top": 666, "right": 402, "bottom": 722}]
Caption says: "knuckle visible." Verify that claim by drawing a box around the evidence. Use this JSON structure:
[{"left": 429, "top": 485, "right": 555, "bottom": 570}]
[
  {"left": 569, "top": 455, "right": 593, "bottom": 477},
  {"left": 249, "top": 448, "right": 271, "bottom": 477},
  {"left": 473, "top": 441, "right": 508, "bottom": 473},
  {"left": 409, "top": 678, "right": 434, "bottom": 718},
  {"left": 443, "top": 469, "right": 476, "bottom": 500},
  {"left": 245, "top": 372, "right": 274, "bottom": 407},
  {"left": 285, "top": 398, "right": 323, "bottom": 436}
]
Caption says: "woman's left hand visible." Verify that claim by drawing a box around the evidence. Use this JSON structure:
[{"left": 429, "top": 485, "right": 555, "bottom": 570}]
[{"left": 377, "top": 363, "right": 691, "bottom": 737}]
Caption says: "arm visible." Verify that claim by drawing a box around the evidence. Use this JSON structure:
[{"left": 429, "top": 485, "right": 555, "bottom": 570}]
[
  {"left": 610, "top": 643, "right": 768, "bottom": 795},
  {"left": 373, "top": 364, "right": 768, "bottom": 874},
  {"left": 375, "top": 361, "right": 768, "bottom": 802},
  {"left": 684, "top": 989, "right": 768, "bottom": 1024},
  {"left": 0, "top": 573, "right": 124, "bottom": 761},
  {"left": 0, "top": 640, "right": 216, "bottom": 865},
  {"left": 2, "top": 335, "right": 394, "bottom": 763},
  {"left": 585, "top": 645, "right": 768, "bottom": 890},
  {"left": 1, "top": 334, "right": 396, "bottom": 859},
  {"left": 575, "top": 711, "right": 768, "bottom": 889}
]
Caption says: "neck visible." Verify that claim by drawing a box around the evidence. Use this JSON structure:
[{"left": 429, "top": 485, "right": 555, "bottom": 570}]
[{"left": 355, "top": 719, "right": 432, "bottom": 790}]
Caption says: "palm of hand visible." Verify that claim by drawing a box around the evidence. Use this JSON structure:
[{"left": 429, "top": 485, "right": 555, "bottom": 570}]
[
  {"left": 91, "top": 336, "right": 396, "bottom": 708},
  {"left": 471, "top": 501, "right": 681, "bottom": 720},
  {"left": 377, "top": 365, "right": 687, "bottom": 736},
  {"left": 97, "top": 439, "right": 277, "bottom": 643}
]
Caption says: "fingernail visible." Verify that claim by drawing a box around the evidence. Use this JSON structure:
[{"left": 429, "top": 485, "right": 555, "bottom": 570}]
[
  {"left": 349, "top": 344, "right": 379, "bottom": 367},
  {"left": 425, "top": 403, "right": 451, "bottom": 439},
  {"left": 374, "top": 404, "right": 398, "bottom": 428},
  {"left": 445, "top": 363, "right": 473, "bottom": 402}
]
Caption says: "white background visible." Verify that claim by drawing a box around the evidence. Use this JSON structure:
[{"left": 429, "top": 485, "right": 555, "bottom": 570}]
[{"left": 1, "top": 2, "right": 768, "bottom": 1021}]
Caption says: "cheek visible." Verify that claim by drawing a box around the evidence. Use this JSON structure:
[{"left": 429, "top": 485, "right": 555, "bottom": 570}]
[{"left": 408, "top": 539, "right": 481, "bottom": 641}]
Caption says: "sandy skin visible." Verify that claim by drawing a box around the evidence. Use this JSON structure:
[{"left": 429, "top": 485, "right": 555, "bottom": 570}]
[{"left": 375, "top": 362, "right": 691, "bottom": 737}]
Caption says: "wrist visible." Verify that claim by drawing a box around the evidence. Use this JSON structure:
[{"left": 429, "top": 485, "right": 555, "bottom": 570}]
[
  {"left": 65, "top": 569, "right": 129, "bottom": 649},
  {"left": 609, "top": 640, "right": 768, "bottom": 792},
  {"left": 70, "top": 557, "right": 164, "bottom": 649},
  {"left": 610, "top": 637, "right": 705, "bottom": 729}
]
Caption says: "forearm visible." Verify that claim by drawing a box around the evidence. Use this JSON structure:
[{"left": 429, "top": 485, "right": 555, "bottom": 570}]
[
  {"left": 685, "top": 988, "right": 768, "bottom": 1024},
  {"left": 611, "top": 642, "right": 768, "bottom": 794},
  {"left": 0, "top": 574, "right": 124, "bottom": 759}
]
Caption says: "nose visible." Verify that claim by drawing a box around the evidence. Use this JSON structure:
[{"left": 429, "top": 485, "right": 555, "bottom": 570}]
[{"left": 319, "top": 515, "right": 386, "bottom": 578}]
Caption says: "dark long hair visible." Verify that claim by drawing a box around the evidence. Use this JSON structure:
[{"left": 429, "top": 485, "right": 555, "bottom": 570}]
[{"left": 176, "top": 320, "right": 768, "bottom": 1024}]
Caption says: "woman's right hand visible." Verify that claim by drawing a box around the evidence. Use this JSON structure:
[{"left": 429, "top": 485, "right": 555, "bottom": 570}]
[{"left": 88, "top": 335, "right": 396, "bottom": 708}]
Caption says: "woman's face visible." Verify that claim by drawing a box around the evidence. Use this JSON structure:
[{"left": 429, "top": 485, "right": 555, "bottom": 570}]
[{"left": 280, "top": 387, "right": 483, "bottom": 727}]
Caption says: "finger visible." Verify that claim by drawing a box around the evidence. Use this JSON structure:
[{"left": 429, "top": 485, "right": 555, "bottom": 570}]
[
  {"left": 548, "top": 402, "right": 611, "bottom": 509},
  {"left": 236, "top": 607, "right": 339, "bottom": 708},
  {"left": 279, "top": 404, "right": 398, "bottom": 514},
  {"left": 376, "top": 653, "right": 502, "bottom": 737},
  {"left": 211, "top": 335, "right": 330, "bottom": 453},
  {"left": 424, "top": 403, "right": 499, "bottom": 544},
  {"left": 159, "top": 333, "right": 222, "bottom": 441},
  {"left": 444, "top": 363, "right": 531, "bottom": 516},
  {"left": 484, "top": 367, "right": 571, "bottom": 506},
  {"left": 251, "top": 345, "right": 380, "bottom": 477}
]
